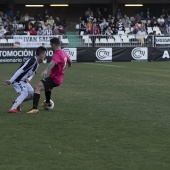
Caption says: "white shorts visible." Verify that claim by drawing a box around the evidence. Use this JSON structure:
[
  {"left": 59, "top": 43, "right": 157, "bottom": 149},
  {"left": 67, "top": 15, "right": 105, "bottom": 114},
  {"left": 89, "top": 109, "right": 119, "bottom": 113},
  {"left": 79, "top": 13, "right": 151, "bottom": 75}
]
[{"left": 13, "top": 81, "right": 34, "bottom": 94}]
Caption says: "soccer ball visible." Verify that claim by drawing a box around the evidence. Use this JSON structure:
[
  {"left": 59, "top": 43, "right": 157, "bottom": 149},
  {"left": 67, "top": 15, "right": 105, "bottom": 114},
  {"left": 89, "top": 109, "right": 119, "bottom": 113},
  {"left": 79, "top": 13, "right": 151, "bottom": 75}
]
[{"left": 44, "top": 100, "right": 54, "bottom": 110}]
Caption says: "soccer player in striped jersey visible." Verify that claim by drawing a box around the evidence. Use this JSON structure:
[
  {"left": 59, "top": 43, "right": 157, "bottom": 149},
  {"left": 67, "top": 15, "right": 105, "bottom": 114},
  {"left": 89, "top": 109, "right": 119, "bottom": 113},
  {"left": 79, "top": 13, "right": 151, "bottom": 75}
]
[
  {"left": 3, "top": 46, "right": 47, "bottom": 113},
  {"left": 27, "top": 37, "right": 71, "bottom": 114}
]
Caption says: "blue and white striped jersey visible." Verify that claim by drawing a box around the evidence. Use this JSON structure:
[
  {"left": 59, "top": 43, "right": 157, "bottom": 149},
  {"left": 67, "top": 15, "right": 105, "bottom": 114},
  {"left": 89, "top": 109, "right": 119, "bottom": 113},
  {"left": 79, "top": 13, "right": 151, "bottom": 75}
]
[{"left": 43, "top": 28, "right": 53, "bottom": 35}]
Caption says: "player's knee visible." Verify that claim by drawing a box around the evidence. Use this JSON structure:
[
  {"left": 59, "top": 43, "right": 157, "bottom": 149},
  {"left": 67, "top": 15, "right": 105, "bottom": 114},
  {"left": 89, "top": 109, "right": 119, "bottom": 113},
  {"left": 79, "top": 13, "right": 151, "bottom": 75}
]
[
  {"left": 34, "top": 82, "right": 43, "bottom": 92},
  {"left": 28, "top": 92, "right": 33, "bottom": 100},
  {"left": 29, "top": 90, "right": 34, "bottom": 98},
  {"left": 34, "top": 86, "right": 40, "bottom": 92}
]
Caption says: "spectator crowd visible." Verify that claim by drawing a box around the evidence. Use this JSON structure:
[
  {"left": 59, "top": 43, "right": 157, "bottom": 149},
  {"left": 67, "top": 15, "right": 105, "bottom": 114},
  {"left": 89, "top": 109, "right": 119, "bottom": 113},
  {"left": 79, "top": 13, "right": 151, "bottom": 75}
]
[
  {"left": 79, "top": 7, "right": 170, "bottom": 36},
  {"left": 0, "top": 8, "right": 65, "bottom": 38},
  {"left": 1, "top": 6, "right": 170, "bottom": 46}
]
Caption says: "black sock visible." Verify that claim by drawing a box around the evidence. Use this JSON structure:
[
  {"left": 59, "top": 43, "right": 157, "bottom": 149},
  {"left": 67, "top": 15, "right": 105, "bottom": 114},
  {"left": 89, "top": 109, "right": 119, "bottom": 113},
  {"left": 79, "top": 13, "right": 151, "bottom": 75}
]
[
  {"left": 33, "top": 93, "right": 40, "bottom": 109},
  {"left": 45, "top": 90, "right": 51, "bottom": 103}
]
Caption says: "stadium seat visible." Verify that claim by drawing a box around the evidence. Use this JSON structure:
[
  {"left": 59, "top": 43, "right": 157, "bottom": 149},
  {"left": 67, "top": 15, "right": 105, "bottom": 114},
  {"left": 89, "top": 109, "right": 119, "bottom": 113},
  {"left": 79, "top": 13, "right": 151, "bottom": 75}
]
[
  {"left": 121, "top": 35, "right": 128, "bottom": 39},
  {"left": 148, "top": 30, "right": 153, "bottom": 34},
  {"left": 83, "top": 35, "right": 89, "bottom": 41},
  {"left": 114, "top": 36, "right": 122, "bottom": 43},
  {"left": 83, "top": 35, "right": 93, "bottom": 44},
  {"left": 80, "top": 31, "right": 84, "bottom": 36},
  {"left": 40, "top": 21, "right": 45, "bottom": 25},
  {"left": 128, "top": 35, "right": 135, "bottom": 39},
  {"left": 114, "top": 35, "right": 120, "bottom": 38},
  {"left": 31, "top": 21, "right": 36, "bottom": 24},
  {"left": 18, "top": 24, "right": 24, "bottom": 29},
  {"left": 84, "top": 38, "right": 92, "bottom": 44},
  {"left": 95, "top": 38, "right": 100, "bottom": 44},
  {"left": 8, "top": 39, "right": 14, "bottom": 43},
  {"left": 108, "top": 38, "right": 115, "bottom": 44},
  {"left": 124, "top": 28, "right": 130, "bottom": 34},
  {"left": 125, "top": 30, "right": 131, "bottom": 34},
  {"left": 76, "top": 24, "right": 80, "bottom": 30},
  {"left": 56, "top": 35, "right": 63, "bottom": 39},
  {"left": 83, "top": 35, "right": 92, "bottom": 43},
  {"left": 153, "top": 27, "right": 160, "bottom": 31},
  {"left": 130, "top": 27, "right": 134, "bottom": 32},
  {"left": 130, "top": 17, "right": 135, "bottom": 21},
  {"left": 125, "top": 28, "right": 130, "bottom": 31},
  {"left": 145, "top": 35, "right": 148, "bottom": 39},
  {"left": 0, "top": 39, "right": 7, "bottom": 43},
  {"left": 147, "top": 27, "right": 153, "bottom": 34},
  {"left": 62, "top": 39, "right": 69, "bottom": 44},
  {"left": 118, "top": 31, "right": 125, "bottom": 35},
  {"left": 156, "top": 31, "right": 162, "bottom": 35},
  {"left": 122, "top": 37, "right": 130, "bottom": 43},
  {"left": 100, "top": 38, "right": 108, "bottom": 44},
  {"left": 147, "top": 27, "right": 152, "bottom": 30},
  {"left": 141, "top": 20, "right": 147, "bottom": 23},
  {"left": 138, "top": 24, "right": 141, "bottom": 28}
]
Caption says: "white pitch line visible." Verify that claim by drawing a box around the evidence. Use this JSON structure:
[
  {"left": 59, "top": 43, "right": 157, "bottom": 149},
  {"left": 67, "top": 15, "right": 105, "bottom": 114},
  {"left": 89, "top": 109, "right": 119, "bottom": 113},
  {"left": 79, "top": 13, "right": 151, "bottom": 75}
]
[{"left": 83, "top": 63, "right": 124, "bottom": 68}]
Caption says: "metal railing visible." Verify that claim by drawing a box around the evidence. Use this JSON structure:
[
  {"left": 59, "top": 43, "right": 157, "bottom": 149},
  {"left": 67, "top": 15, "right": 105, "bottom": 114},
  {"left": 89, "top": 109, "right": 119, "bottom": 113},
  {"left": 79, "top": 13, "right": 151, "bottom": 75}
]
[{"left": 0, "top": 34, "right": 170, "bottom": 48}]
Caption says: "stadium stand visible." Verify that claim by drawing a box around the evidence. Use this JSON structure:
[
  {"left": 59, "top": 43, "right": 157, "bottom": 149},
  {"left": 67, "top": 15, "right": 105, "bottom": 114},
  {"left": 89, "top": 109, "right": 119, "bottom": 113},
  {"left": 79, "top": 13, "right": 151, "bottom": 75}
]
[{"left": 0, "top": 6, "right": 170, "bottom": 48}]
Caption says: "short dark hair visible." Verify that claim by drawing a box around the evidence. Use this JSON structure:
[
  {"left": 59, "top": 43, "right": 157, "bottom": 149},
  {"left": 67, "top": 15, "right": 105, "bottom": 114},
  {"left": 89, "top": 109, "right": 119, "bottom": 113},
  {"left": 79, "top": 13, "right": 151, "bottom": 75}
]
[
  {"left": 50, "top": 37, "right": 60, "bottom": 46},
  {"left": 36, "top": 46, "right": 47, "bottom": 56}
]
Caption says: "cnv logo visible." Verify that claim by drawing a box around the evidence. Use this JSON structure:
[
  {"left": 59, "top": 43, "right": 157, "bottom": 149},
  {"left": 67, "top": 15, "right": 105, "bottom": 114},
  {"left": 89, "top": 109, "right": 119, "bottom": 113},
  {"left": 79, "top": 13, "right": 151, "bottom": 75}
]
[
  {"left": 63, "top": 48, "right": 77, "bottom": 61},
  {"left": 96, "top": 48, "right": 112, "bottom": 60},
  {"left": 131, "top": 47, "right": 148, "bottom": 60}
]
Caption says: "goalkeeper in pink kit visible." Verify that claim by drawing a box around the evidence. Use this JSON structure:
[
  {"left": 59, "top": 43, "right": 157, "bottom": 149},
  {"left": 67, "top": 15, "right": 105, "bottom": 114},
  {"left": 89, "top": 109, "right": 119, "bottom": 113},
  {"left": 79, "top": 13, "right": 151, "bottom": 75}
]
[{"left": 27, "top": 37, "right": 72, "bottom": 113}]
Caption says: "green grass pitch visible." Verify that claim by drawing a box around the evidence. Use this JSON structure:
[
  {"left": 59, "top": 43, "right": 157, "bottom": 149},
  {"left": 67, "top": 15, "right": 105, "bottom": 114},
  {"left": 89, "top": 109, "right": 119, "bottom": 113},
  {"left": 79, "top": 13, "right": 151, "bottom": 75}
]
[{"left": 0, "top": 62, "right": 170, "bottom": 170}]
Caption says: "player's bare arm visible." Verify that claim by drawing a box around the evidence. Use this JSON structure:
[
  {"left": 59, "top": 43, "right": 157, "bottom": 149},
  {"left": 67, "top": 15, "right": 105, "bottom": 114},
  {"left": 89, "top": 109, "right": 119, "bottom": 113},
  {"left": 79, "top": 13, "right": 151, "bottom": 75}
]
[
  {"left": 2, "top": 80, "right": 11, "bottom": 86},
  {"left": 41, "top": 61, "right": 56, "bottom": 76},
  {"left": 68, "top": 62, "right": 72, "bottom": 68},
  {"left": 25, "top": 72, "right": 36, "bottom": 83},
  {"left": 3, "top": 67, "right": 25, "bottom": 86}
]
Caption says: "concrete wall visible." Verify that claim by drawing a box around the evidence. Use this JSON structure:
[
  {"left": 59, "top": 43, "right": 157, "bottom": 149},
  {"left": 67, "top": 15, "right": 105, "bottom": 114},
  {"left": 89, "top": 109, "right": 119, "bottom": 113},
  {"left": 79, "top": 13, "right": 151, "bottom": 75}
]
[
  {"left": 117, "top": 4, "right": 170, "bottom": 16},
  {"left": 118, "top": 0, "right": 170, "bottom": 3},
  {"left": 1, "top": 3, "right": 169, "bottom": 22},
  {"left": 3, "top": 0, "right": 112, "bottom": 4},
  {"left": 1, "top": 0, "right": 170, "bottom": 4}
]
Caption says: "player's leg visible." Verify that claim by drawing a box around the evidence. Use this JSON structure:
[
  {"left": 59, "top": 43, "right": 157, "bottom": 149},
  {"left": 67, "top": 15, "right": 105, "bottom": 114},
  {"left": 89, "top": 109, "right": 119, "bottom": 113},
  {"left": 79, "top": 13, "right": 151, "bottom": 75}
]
[
  {"left": 24, "top": 83, "right": 34, "bottom": 102},
  {"left": 41, "top": 90, "right": 52, "bottom": 108},
  {"left": 9, "top": 82, "right": 28, "bottom": 113},
  {"left": 141, "top": 38, "right": 144, "bottom": 46},
  {"left": 41, "top": 77, "right": 57, "bottom": 108},
  {"left": 41, "top": 88, "right": 55, "bottom": 108},
  {"left": 45, "top": 90, "right": 51, "bottom": 103},
  {"left": 34, "top": 81, "right": 45, "bottom": 108},
  {"left": 27, "top": 81, "right": 45, "bottom": 113},
  {"left": 27, "top": 77, "right": 57, "bottom": 113}
]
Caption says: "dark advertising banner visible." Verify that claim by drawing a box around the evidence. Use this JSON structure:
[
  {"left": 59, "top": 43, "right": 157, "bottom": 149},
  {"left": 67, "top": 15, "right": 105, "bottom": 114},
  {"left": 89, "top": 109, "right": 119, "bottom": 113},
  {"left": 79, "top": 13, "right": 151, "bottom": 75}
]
[
  {"left": 0, "top": 48, "right": 77, "bottom": 63},
  {"left": 77, "top": 47, "right": 148, "bottom": 62},
  {"left": 1, "top": 47, "right": 170, "bottom": 63},
  {"left": 149, "top": 48, "right": 170, "bottom": 61},
  {"left": 77, "top": 48, "right": 96, "bottom": 62},
  {"left": 77, "top": 48, "right": 112, "bottom": 62},
  {"left": 112, "top": 47, "right": 148, "bottom": 61},
  {"left": 0, "top": 48, "right": 113, "bottom": 63},
  {"left": 0, "top": 48, "right": 53, "bottom": 63}
]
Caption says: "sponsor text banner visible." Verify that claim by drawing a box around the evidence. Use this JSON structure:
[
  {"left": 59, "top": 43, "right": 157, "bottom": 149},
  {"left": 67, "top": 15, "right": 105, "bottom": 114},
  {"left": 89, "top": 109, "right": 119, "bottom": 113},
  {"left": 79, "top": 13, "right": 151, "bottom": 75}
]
[{"left": 156, "top": 37, "right": 170, "bottom": 44}]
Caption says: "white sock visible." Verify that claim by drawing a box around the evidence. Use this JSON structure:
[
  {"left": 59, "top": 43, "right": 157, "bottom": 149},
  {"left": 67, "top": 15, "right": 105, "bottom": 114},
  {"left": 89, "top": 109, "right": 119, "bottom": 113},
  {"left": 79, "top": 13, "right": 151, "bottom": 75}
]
[{"left": 11, "top": 91, "right": 28, "bottom": 110}]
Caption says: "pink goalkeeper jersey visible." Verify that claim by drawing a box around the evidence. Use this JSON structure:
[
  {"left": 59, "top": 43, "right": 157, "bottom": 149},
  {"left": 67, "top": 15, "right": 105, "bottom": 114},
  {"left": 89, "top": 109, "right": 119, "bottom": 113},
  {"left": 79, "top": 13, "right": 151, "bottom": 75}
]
[{"left": 50, "top": 49, "right": 71, "bottom": 85}]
